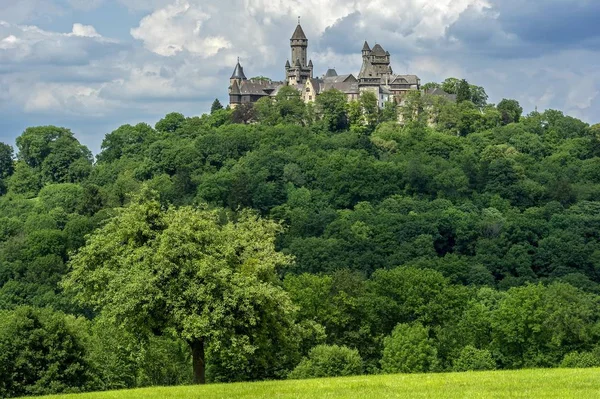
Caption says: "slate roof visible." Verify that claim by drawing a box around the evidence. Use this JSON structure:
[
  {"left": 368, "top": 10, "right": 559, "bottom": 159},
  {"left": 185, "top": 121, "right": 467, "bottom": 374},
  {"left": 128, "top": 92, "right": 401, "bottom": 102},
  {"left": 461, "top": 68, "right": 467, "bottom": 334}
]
[
  {"left": 323, "top": 74, "right": 357, "bottom": 83},
  {"left": 238, "top": 80, "right": 284, "bottom": 96},
  {"left": 324, "top": 81, "right": 360, "bottom": 94},
  {"left": 371, "top": 44, "right": 386, "bottom": 56},
  {"left": 230, "top": 80, "right": 240, "bottom": 95},
  {"left": 425, "top": 87, "right": 457, "bottom": 101},
  {"left": 390, "top": 74, "right": 419, "bottom": 85},
  {"left": 230, "top": 61, "right": 247, "bottom": 80},
  {"left": 291, "top": 24, "right": 307, "bottom": 40},
  {"left": 325, "top": 68, "right": 338, "bottom": 77},
  {"left": 362, "top": 41, "right": 371, "bottom": 51}
]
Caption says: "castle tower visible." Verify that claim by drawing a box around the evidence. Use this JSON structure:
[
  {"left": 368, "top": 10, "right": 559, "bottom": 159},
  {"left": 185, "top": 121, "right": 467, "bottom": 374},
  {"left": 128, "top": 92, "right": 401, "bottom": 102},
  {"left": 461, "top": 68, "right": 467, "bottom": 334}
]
[
  {"left": 291, "top": 21, "right": 308, "bottom": 67},
  {"left": 362, "top": 41, "right": 371, "bottom": 58},
  {"left": 230, "top": 58, "right": 247, "bottom": 86},
  {"left": 229, "top": 58, "right": 246, "bottom": 108},
  {"left": 286, "top": 19, "right": 312, "bottom": 86}
]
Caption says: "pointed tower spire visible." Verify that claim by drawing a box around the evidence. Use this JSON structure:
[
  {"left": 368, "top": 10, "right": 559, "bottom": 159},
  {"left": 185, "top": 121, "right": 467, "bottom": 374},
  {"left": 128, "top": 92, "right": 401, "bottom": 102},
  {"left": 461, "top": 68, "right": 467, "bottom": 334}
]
[{"left": 230, "top": 58, "right": 247, "bottom": 80}]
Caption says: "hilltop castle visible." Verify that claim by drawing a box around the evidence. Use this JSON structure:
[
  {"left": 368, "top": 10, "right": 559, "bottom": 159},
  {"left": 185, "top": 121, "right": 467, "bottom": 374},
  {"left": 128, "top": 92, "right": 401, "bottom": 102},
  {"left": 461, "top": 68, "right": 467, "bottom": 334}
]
[{"left": 229, "top": 21, "right": 420, "bottom": 108}]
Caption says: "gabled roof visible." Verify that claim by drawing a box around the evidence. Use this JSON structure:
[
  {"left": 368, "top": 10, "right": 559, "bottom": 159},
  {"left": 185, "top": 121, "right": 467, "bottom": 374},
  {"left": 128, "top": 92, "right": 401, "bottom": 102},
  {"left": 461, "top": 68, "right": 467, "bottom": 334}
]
[
  {"left": 390, "top": 74, "right": 419, "bottom": 85},
  {"left": 323, "top": 74, "right": 357, "bottom": 83},
  {"left": 230, "top": 60, "right": 247, "bottom": 80},
  {"left": 291, "top": 24, "right": 307, "bottom": 40}
]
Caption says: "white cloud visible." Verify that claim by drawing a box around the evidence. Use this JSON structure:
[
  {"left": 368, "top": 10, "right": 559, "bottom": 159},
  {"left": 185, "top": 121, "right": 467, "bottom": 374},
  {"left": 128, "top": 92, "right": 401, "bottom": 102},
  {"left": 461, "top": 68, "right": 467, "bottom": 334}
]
[
  {"left": 0, "top": 35, "right": 19, "bottom": 50},
  {"left": 130, "top": 0, "right": 231, "bottom": 57},
  {"left": 71, "top": 23, "right": 101, "bottom": 38},
  {"left": 2, "top": 0, "right": 600, "bottom": 154}
]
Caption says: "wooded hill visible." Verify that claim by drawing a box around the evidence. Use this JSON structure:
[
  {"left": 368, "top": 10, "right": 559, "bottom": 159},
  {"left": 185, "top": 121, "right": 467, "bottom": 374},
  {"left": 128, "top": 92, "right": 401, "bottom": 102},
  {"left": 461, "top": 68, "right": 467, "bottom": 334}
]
[{"left": 1, "top": 80, "right": 600, "bottom": 397}]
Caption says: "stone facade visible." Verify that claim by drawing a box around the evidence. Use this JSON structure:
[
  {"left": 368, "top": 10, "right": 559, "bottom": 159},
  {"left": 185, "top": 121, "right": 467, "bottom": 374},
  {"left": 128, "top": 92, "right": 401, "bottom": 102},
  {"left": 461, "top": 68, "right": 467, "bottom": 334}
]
[{"left": 228, "top": 22, "right": 421, "bottom": 108}]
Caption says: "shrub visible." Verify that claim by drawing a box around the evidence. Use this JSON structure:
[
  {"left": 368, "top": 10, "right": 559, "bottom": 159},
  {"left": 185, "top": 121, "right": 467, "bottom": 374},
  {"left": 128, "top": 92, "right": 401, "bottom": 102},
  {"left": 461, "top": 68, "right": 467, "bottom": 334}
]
[
  {"left": 0, "top": 307, "right": 96, "bottom": 398},
  {"left": 453, "top": 346, "right": 496, "bottom": 371},
  {"left": 381, "top": 322, "right": 439, "bottom": 374},
  {"left": 561, "top": 351, "right": 600, "bottom": 368},
  {"left": 288, "top": 345, "right": 363, "bottom": 379}
]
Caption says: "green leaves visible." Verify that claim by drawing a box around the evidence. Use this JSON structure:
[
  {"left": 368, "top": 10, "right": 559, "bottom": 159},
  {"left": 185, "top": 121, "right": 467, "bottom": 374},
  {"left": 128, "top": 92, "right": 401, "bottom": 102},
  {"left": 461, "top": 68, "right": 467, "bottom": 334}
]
[{"left": 64, "top": 193, "right": 296, "bottom": 382}]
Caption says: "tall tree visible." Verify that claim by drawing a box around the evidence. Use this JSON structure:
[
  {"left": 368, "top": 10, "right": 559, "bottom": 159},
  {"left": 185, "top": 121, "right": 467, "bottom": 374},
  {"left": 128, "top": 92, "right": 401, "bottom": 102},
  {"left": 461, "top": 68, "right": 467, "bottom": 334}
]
[
  {"left": 210, "top": 99, "right": 224, "bottom": 114},
  {"left": 64, "top": 189, "right": 296, "bottom": 384},
  {"left": 315, "top": 89, "right": 349, "bottom": 132},
  {"left": 0, "top": 143, "right": 14, "bottom": 179},
  {"left": 456, "top": 79, "right": 472, "bottom": 103}
]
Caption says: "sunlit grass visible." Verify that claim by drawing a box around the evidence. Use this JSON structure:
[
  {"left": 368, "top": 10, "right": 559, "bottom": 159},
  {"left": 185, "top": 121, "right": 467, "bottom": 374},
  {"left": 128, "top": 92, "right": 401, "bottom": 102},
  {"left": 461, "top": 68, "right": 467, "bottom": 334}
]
[{"left": 26, "top": 368, "right": 600, "bottom": 399}]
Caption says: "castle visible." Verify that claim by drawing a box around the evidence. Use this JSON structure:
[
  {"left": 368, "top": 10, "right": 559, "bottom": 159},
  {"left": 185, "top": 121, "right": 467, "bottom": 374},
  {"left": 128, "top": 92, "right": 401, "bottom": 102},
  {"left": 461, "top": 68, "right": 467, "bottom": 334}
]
[{"left": 229, "top": 21, "right": 420, "bottom": 108}]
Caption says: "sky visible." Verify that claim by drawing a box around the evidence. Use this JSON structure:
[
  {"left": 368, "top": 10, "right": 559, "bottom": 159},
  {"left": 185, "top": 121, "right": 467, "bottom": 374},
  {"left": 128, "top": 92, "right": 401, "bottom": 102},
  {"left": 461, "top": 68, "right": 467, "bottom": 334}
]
[{"left": 1, "top": 0, "right": 599, "bottom": 154}]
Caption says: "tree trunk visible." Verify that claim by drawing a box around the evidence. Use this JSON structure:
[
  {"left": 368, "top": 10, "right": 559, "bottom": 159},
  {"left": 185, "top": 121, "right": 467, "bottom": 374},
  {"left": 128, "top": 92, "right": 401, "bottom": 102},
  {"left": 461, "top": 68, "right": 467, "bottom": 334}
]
[{"left": 190, "top": 339, "right": 206, "bottom": 384}]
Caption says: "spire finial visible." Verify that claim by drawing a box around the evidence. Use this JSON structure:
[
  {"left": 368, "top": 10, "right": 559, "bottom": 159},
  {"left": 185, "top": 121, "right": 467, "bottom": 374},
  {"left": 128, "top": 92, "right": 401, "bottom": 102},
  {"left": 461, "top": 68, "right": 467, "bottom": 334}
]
[
  {"left": 237, "top": 56, "right": 240, "bottom": 63},
  {"left": 298, "top": 16, "right": 301, "bottom": 25}
]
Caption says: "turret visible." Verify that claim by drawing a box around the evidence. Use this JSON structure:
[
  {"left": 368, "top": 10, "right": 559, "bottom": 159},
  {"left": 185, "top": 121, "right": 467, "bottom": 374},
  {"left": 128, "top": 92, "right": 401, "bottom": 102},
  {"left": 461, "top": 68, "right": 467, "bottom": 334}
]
[
  {"left": 308, "top": 59, "right": 313, "bottom": 78},
  {"left": 290, "top": 21, "right": 308, "bottom": 68},
  {"left": 230, "top": 58, "right": 247, "bottom": 86},
  {"left": 362, "top": 41, "right": 371, "bottom": 58}
]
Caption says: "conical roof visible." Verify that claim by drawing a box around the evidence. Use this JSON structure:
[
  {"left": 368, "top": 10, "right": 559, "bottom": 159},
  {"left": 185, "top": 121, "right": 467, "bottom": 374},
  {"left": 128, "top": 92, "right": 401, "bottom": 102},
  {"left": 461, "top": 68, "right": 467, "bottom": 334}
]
[
  {"left": 291, "top": 24, "right": 307, "bottom": 40},
  {"left": 308, "top": 59, "right": 313, "bottom": 66},
  {"left": 230, "top": 59, "right": 247, "bottom": 80},
  {"left": 285, "top": 60, "right": 291, "bottom": 68},
  {"left": 230, "top": 80, "right": 241, "bottom": 94},
  {"left": 295, "top": 58, "right": 302, "bottom": 66},
  {"left": 371, "top": 44, "right": 386, "bottom": 56},
  {"left": 362, "top": 41, "right": 371, "bottom": 51}
]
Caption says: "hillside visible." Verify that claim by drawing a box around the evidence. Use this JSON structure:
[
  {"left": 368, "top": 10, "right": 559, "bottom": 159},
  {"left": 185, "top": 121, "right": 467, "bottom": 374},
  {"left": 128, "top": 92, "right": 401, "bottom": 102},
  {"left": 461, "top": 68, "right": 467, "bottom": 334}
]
[
  {"left": 2, "top": 84, "right": 600, "bottom": 397},
  {"left": 22, "top": 369, "right": 600, "bottom": 399}
]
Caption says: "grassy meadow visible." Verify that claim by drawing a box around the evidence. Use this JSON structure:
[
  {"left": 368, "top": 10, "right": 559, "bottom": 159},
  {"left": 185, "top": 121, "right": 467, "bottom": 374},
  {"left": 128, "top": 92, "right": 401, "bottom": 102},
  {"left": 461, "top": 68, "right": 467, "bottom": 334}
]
[{"left": 25, "top": 368, "right": 600, "bottom": 399}]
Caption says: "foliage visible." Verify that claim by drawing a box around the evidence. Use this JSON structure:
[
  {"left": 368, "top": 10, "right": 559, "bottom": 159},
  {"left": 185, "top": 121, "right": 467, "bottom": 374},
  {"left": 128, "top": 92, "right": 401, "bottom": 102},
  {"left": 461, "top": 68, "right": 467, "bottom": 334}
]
[
  {"left": 211, "top": 99, "right": 224, "bottom": 114},
  {"left": 3, "top": 76, "right": 600, "bottom": 394},
  {"left": 560, "top": 350, "right": 600, "bottom": 368},
  {"left": 63, "top": 189, "right": 297, "bottom": 384},
  {"left": 452, "top": 346, "right": 496, "bottom": 371},
  {"left": 380, "top": 322, "right": 439, "bottom": 374},
  {"left": 0, "top": 142, "right": 14, "bottom": 178},
  {"left": 0, "top": 307, "right": 95, "bottom": 398},
  {"left": 288, "top": 345, "right": 363, "bottom": 379}
]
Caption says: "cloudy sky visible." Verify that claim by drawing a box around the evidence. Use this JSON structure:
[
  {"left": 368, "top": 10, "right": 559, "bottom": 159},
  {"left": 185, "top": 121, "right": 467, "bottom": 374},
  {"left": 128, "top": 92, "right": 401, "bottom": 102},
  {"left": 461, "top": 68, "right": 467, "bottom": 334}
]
[{"left": 1, "top": 0, "right": 599, "bottom": 154}]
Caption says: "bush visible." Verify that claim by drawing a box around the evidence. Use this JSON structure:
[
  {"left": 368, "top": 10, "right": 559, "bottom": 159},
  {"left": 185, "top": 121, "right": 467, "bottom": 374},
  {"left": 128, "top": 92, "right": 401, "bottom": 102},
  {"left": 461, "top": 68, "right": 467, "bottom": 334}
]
[
  {"left": 0, "top": 307, "right": 96, "bottom": 398},
  {"left": 561, "top": 351, "right": 600, "bottom": 368},
  {"left": 288, "top": 345, "right": 363, "bottom": 379},
  {"left": 453, "top": 346, "right": 496, "bottom": 371},
  {"left": 381, "top": 322, "right": 439, "bottom": 374}
]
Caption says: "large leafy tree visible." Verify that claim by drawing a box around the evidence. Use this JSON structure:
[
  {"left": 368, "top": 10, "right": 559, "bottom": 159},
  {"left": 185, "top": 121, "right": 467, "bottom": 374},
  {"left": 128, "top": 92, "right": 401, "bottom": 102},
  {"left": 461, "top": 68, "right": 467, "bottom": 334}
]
[
  {"left": 64, "top": 189, "right": 296, "bottom": 384},
  {"left": 14, "top": 126, "right": 92, "bottom": 185}
]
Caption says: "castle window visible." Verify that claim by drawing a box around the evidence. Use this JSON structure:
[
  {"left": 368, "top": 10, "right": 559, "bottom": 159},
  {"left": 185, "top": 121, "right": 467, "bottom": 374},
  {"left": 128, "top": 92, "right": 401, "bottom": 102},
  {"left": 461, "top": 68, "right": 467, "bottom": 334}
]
[{"left": 306, "top": 87, "right": 310, "bottom": 92}]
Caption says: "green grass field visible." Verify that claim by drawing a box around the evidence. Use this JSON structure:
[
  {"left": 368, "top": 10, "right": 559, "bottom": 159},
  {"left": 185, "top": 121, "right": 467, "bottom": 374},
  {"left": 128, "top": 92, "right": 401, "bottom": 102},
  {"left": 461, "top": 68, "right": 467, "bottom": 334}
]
[{"left": 26, "top": 368, "right": 600, "bottom": 399}]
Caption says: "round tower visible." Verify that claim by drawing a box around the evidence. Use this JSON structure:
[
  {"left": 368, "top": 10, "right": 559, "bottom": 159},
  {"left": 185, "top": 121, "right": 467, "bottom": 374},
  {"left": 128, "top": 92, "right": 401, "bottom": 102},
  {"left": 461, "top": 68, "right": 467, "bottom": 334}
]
[{"left": 290, "top": 20, "right": 308, "bottom": 68}]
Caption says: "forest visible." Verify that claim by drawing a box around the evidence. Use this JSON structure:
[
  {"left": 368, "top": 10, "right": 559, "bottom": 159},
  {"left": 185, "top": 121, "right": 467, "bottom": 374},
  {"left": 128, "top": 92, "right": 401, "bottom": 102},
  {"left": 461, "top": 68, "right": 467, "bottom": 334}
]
[{"left": 1, "top": 78, "right": 600, "bottom": 397}]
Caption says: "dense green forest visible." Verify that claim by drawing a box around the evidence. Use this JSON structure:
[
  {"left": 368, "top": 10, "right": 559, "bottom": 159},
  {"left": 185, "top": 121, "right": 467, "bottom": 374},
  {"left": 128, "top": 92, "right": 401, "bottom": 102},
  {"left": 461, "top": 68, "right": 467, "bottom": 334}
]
[{"left": 2, "top": 79, "right": 600, "bottom": 397}]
